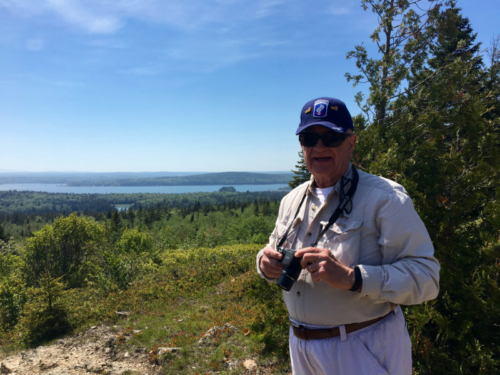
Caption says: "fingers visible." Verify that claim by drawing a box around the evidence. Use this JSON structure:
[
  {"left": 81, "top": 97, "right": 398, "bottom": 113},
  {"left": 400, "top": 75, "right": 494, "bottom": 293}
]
[
  {"left": 306, "top": 261, "right": 324, "bottom": 282},
  {"left": 260, "top": 247, "right": 284, "bottom": 279},
  {"left": 294, "top": 247, "right": 323, "bottom": 258},
  {"left": 299, "top": 248, "right": 333, "bottom": 269},
  {"left": 263, "top": 246, "right": 283, "bottom": 260}
]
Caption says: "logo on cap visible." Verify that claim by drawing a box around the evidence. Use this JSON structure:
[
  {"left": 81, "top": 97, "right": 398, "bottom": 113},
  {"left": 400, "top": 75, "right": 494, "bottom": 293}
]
[{"left": 313, "top": 99, "right": 329, "bottom": 118}]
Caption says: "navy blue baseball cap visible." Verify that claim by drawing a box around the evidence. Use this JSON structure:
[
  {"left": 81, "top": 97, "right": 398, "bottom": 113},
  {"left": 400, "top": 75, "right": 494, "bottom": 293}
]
[{"left": 295, "top": 97, "right": 354, "bottom": 135}]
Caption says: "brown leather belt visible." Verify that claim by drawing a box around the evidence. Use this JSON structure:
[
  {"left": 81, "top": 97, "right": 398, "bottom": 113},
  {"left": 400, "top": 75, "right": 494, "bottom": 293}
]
[{"left": 291, "top": 311, "right": 392, "bottom": 340}]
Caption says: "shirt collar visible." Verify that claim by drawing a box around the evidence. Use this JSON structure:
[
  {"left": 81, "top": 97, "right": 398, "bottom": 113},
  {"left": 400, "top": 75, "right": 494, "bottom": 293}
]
[{"left": 307, "top": 162, "right": 353, "bottom": 197}]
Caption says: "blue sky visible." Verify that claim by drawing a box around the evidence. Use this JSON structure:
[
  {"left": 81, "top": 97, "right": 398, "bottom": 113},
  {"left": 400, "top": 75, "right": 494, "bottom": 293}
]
[{"left": 1, "top": 0, "right": 499, "bottom": 173}]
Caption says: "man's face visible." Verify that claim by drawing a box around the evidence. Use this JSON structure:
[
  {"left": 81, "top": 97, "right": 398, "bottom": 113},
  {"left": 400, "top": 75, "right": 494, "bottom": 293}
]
[{"left": 300, "top": 125, "right": 357, "bottom": 187}]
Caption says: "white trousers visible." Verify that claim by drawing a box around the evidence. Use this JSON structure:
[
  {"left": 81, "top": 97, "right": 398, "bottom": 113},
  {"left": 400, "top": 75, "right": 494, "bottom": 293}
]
[{"left": 289, "top": 307, "right": 412, "bottom": 375}]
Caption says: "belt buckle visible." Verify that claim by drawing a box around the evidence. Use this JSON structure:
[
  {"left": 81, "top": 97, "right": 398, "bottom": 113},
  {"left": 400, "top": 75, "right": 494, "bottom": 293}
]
[
  {"left": 292, "top": 323, "right": 305, "bottom": 330},
  {"left": 292, "top": 324, "right": 308, "bottom": 340}
]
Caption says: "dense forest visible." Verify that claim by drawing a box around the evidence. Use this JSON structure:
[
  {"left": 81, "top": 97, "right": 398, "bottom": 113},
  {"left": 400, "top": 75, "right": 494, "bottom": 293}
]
[
  {"left": 0, "top": 1, "right": 499, "bottom": 374},
  {"left": 0, "top": 190, "right": 287, "bottom": 242}
]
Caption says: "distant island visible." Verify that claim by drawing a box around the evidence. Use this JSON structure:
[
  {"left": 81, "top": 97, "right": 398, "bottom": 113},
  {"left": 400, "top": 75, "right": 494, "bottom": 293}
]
[
  {"left": 0, "top": 171, "right": 294, "bottom": 186},
  {"left": 219, "top": 186, "right": 237, "bottom": 192}
]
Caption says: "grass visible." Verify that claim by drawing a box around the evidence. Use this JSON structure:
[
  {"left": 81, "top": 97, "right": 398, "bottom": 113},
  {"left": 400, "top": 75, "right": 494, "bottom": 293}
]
[{"left": 1, "top": 244, "right": 291, "bottom": 374}]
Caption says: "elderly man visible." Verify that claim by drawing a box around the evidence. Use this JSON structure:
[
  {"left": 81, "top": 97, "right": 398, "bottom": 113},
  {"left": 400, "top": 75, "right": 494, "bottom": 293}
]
[{"left": 257, "top": 97, "right": 440, "bottom": 375}]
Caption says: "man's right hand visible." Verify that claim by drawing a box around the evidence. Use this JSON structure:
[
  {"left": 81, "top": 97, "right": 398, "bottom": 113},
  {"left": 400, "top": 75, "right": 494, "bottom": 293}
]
[{"left": 259, "top": 247, "right": 284, "bottom": 279}]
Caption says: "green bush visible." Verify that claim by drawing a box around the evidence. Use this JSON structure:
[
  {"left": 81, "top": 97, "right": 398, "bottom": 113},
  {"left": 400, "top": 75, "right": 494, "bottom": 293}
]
[
  {"left": 0, "top": 277, "right": 27, "bottom": 332},
  {"left": 22, "top": 213, "right": 106, "bottom": 289},
  {"left": 16, "top": 273, "right": 71, "bottom": 347}
]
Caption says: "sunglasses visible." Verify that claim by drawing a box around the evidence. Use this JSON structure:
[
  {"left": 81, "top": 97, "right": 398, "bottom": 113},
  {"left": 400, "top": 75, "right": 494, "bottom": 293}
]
[{"left": 299, "top": 132, "right": 351, "bottom": 148}]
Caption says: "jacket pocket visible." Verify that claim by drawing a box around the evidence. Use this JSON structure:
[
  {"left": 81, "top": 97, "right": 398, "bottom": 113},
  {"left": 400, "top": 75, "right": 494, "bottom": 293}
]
[{"left": 321, "top": 217, "right": 363, "bottom": 266}]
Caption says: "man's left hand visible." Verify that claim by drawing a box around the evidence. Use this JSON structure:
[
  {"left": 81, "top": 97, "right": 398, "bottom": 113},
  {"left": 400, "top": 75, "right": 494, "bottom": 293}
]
[{"left": 294, "top": 247, "right": 355, "bottom": 290}]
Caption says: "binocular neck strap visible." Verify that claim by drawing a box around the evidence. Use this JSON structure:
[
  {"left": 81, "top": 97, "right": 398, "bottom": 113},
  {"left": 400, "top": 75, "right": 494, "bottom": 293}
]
[
  {"left": 277, "top": 166, "right": 359, "bottom": 249},
  {"left": 311, "top": 166, "right": 359, "bottom": 247},
  {"left": 277, "top": 185, "right": 308, "bottom": 249}
]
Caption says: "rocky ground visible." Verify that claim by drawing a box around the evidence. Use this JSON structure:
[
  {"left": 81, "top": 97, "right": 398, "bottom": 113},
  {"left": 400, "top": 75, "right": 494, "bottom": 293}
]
[
  {"left": 0, "top": 324, "right": 280, "bottom": 375},
  {"left": 0, "top": 325, "right": 160, "bottom": 375}
]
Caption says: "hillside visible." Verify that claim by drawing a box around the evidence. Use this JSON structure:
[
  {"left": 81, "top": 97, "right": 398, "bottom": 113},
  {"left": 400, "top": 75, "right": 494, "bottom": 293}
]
[
  {"left": 0, "top": 171, "right": 293, "bottom": 186},
  {"left": 70, "top": 172, "right": 294, "bottom": 186}
]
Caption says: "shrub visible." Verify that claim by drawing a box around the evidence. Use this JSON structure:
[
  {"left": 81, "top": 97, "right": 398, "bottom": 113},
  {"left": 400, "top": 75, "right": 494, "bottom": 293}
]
[
  {"left": 22, "top": 213, "right": 106, "bottom": 289},
  {"left": 16, "top": 273, "right": 71, "bottom": 346},
  {"left": 0, "top": 277, "right": 27, "bottom": 332}
]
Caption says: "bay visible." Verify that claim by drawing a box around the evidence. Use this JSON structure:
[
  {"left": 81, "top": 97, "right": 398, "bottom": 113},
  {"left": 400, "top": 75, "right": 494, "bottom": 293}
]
[{"left": 0, "top": 183, "right": 289, "bottom": 194}]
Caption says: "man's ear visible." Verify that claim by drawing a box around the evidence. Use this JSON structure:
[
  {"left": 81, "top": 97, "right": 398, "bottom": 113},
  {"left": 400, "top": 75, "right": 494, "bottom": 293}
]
[{"left": 348, "top": 134, "right": 357, "bottom": 153}]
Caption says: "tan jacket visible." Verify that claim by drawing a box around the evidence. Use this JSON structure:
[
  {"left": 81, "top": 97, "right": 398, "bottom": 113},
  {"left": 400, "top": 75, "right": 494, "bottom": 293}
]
[{"left": 257, "top": 164, "right": 440, "bottom": 326}]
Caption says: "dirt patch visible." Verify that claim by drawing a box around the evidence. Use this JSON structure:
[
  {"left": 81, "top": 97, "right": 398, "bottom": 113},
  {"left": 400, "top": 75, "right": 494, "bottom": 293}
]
[{"left": 0, "top": 325, "right": 160, "bottom": 375}]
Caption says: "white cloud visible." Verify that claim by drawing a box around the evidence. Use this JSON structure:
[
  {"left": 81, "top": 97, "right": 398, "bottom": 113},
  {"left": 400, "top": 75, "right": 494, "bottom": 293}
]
[
  {"left": 1, "top": 0, "right": 341, "bottom": 74},
  {"left": 254, "top": 0, "right": 284, "bottom": 18},
  {"left": 1, "top": 0, "right": 287, "bottom": 34},
  {"left": 26, "top": 38, "right": 44, "bottom": 51},
  {"left": 0, "top": 0, "right": 122, "bottom": 34},
  {"left": 46, "top": 0, "right": 123, "bottom": 34}
]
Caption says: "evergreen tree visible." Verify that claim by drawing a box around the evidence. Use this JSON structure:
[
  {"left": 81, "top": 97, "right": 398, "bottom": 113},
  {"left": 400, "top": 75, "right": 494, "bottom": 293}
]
[
  {"left": 253, "top": 200, "right": 259, "bottom": 217},
  {"left": 428, "top": 2, "right": 482, "bottom": 70},
  {"left": 288, "top": 151, "right": 311, "bottom": 189},
  {"left": 345, "top": 0, "right": 442, "bottom": 131},
  {"left": 0, "top": 223, "right": 6, "bottom": 242},
  {"left": 348, "top": 1, "right": 500, "bottom": 373},
  {"left": 111, "top": 210, "right": 123, "bottom": 234},
  {"left": 261, "top": 199, "right": 271, "bottom": 216},
  {"left": 127, "top": 206, "right": 135, "bottom": 227}
]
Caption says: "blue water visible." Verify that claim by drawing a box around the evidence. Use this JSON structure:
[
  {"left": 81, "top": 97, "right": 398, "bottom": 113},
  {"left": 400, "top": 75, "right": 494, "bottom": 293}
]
[{"left": 0, "top": 183, "right": 289, "bottom": 194}]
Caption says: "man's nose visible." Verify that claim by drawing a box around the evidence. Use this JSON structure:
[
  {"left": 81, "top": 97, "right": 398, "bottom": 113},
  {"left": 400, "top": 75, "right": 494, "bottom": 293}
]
[{"left": 314, "top": 138, "right": 328, "bottom": 150}]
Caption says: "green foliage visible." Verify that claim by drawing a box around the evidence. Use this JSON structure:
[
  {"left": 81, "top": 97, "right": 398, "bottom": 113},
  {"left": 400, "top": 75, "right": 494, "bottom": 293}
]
[
  {"left": 117, "top": 229, "right": 159, "bottom": 285},
  {"left": 87, "top": 229, "right": 159, "bottom": 293},
  {"left": 16, "top": 273, "right": 71, "bottom": 347},
  {"left": 0, "top": 223, "right": 7, "bottom": 242},
  {"left": 0, "top": 239, "right": 21, "bottom": 279},
  {"left": 346, "top": 0, "right": 442, "bottom": 128},
  {"left": 289, "top": 151, "right": 310, "bottom": 189},
  {"left": 218, "top": 186, "right": 236, "bottom": 192},
  {"left": 1, "top": 220, "right": 290, "bottom": 370},
  {"left": 428, "top": 3, "right": 482, "bottom": 70},
  {"left": 349, "top": 1, "right": 500, "bottom": 373},
  {"left": 22, "top": 213, "right": 106, "bottom": 289},
  {"left": 119, "top": 228, "right": 154, "bottom": 255},
  {"left": 0, "top": 239, "right": 26, "bottom": 332},
  {"left": 0, "top": 189, "right": 286, "bottom": 218},
  {"left": 247, "top": 278, "right": 289, "bottom": 359},
  {"left": 0, "top": 277, "right": 27, "bottom": 332}
]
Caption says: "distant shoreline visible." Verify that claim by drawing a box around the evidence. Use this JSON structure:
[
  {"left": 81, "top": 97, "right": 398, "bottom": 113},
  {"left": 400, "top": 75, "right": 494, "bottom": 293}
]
[
  {"left": 0, "top": 171, "right": 293, "bottom": 187},
  {"left": 0, "top": 183, "right": 291, "bottom": 195}
]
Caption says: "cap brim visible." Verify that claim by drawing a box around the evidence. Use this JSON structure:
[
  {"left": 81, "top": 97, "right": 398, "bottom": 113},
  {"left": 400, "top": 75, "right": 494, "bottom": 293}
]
[{"left": 295, "top": 121, "right": 347, "bottom": 135}]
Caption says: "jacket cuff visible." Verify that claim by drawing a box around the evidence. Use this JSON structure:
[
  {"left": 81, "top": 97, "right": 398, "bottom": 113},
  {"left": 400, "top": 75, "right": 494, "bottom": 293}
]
[
  {"left": 256, "top": 249, "right": 278, "bottom": 283},
  {"left": 358, "top": 264, "right": 382, "bottom": 300}
]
